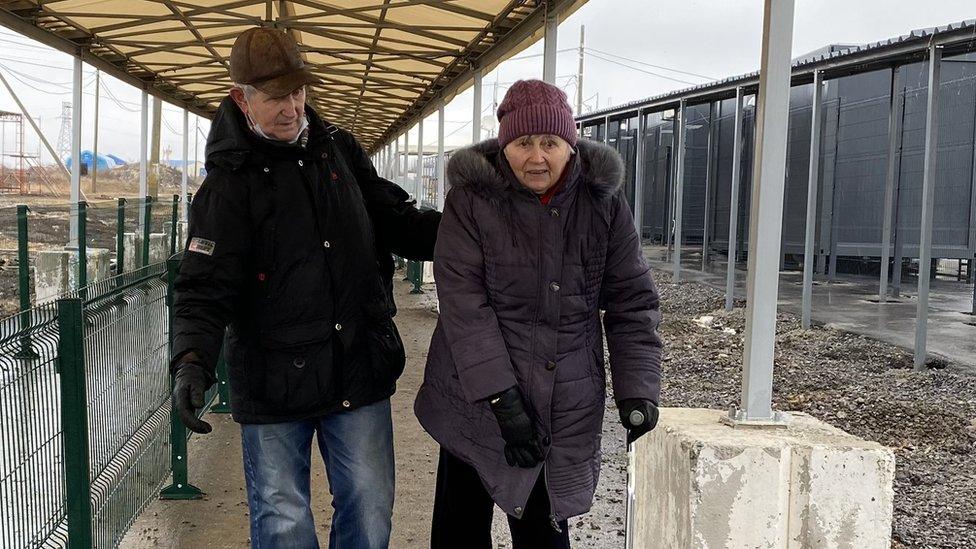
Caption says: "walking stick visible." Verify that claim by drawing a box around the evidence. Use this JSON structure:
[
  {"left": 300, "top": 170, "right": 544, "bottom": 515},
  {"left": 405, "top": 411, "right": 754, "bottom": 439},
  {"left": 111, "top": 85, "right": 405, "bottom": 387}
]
[{"left": 625, "top": 409, "right": 645, "bottom": 549}]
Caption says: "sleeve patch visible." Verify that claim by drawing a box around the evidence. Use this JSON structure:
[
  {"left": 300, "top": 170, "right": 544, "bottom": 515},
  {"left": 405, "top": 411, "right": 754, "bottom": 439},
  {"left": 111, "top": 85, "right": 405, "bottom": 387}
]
[{"left": 188, "top": 237, "right": 216, "bottom": 256}]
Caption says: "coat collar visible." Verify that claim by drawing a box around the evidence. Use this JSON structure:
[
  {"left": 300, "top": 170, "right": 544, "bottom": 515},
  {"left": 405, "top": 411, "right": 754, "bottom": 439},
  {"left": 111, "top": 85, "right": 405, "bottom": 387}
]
[{"left": 446, "top": 138, "right": 624, "bottom": 205}]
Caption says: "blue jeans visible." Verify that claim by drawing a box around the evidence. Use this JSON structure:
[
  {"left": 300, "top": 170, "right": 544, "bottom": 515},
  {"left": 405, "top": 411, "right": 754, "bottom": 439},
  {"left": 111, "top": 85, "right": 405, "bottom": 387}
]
[{"left": 241, "top": 399, "right": 395, "bottom": 549}]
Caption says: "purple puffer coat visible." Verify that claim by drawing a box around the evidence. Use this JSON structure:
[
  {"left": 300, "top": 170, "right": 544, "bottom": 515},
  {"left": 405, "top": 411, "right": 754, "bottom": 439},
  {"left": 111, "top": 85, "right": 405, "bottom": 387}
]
[{"left": 414, "top": 137, "right": 663, "bottom": 522}]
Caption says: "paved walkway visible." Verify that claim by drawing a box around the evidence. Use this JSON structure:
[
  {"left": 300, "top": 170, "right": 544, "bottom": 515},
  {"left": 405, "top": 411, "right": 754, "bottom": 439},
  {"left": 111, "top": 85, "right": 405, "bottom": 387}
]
[{"left": 645, "top": 245, "right": 976, "bottom": 372}]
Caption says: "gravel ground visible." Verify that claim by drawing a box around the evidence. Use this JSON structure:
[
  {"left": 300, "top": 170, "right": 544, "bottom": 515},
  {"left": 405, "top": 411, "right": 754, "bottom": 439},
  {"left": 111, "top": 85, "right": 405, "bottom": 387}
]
[{"left": 494, "top": 269, "right": 976, "bottom": 548}]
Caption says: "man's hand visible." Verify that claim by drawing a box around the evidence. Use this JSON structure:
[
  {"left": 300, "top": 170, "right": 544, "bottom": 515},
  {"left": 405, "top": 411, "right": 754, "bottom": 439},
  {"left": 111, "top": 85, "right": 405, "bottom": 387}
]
[
  {"left": 172, "top": 361, "right": 214, "bottom": 434},
  {"left": 489, "top": 386, "right": 543, "bottom": 468},
  {"left": 618, "top": 399, "right": 659, "bottom": 445}
]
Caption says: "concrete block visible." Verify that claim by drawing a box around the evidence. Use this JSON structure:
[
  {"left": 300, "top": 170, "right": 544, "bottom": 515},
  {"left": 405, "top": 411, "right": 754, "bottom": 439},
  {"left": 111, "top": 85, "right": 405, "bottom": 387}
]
[
  {"left": 632, "top": 408, "right": 895, "bottom": 549},
  {"left": 123, "top": 232, "right": 170, "bottom": 272},
  {"left": 34, "top": 248, "right": 112, "bottom": 303},
  {"left": 423, "top": 261, "right": 434, "bottom": 284}
]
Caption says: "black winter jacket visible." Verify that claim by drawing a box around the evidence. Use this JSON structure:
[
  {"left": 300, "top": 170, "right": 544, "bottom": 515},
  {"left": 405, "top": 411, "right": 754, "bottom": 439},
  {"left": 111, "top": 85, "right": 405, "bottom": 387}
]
[{"left": 172, "top": 97, "right": 439, "bottom": 423}]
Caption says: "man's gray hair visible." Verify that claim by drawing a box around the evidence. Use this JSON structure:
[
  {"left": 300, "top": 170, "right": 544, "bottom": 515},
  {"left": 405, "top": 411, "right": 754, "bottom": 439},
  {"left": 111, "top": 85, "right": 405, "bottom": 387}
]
[{"left": 233, "top": 82, "right": 258, "bottom": 99}]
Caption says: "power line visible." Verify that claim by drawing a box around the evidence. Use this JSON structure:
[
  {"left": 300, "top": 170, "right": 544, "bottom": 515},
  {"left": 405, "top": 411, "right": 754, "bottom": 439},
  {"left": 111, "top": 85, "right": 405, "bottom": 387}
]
[
  {"left": 585, "top": 47, "right": 715, "bottom": 80},
  {"left": 583, "top": 51, "right": 699, "bottom": 86}
]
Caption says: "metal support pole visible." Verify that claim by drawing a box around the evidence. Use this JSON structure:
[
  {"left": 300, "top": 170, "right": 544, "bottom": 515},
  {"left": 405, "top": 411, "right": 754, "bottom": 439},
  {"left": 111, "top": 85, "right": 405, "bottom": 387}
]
[
  {"left": 437, "top": 103, "right": 446, "bottom": 210},
  {"left": 726, "top": 88, "right": 745, "bottom": 311},
  {"left": 116, "top": 198, "right": 125, "bottom": 276},
  {"left": 880, "top": 67, "right": 904, "bottom": 302},
  {"left": 404, "top": 128, "right": 410, "bottom": 191},
  {"left": 802, "top": 70, "right": 824, "bottom": 329},
  {"left": 15, "top": 205, "right": 38, "bottom": 359},
  {"left": 77, "top": 201, "right": 87, "bottom": 291},
  {"left": 915, "top": 43, "right": 942, "bottom": 371},
  {"left": 393, "top": 137, "right": 399, "bottom": 181},
  {"left": 139, "top": 89, "right": 149, "bottom": 229},
  {"left": 473, "top": 69, "right": 483, "bottom": 143},
  {"left": 673, "top": 100, "right": 687, "bottom": 282},
  {"left": 142, "top": 196, "right": 152, "bottom": 268},
  {"left": 181, "top": 109, "right": 189, "bottom": 224},
  {"left": 417, "top": 117, "right": 425, "bottom": 205},
  {"left": 735, "top": 0, "right": 796, "bottom": 424},
  {"left": 702, "top": 102, "right": 717, "bottom": 269},
  {"left": 543, "top": 0, "right": 558, "bottom": 84},
  {"left": 69, "top": 56, "right": 82, "bottom": 249},
  {"left": 170, "top": 194, "right": 180, "bottom": 256},
  {"left": 92, "top": 70, "right": 100, "bottom": 194},
  {"left": 634, "top": 109, "right": 646, "bottom": 241},
  {"left": 57, "top": 297, "right": 93, "bottom": 549}
]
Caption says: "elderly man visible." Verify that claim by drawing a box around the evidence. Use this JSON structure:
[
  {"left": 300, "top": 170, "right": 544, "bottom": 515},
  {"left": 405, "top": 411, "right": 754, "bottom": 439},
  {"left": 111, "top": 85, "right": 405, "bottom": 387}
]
[{"left": 170, "top": 27, "right": 439, "bottom": 548}]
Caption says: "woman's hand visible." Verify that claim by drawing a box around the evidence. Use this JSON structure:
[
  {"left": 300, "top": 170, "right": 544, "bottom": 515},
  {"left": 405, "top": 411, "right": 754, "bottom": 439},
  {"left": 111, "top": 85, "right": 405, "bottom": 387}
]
[
  {"left": 618, "top": 399, "right": 659, "bottom": 445},
  {"left": 489, "top": 386, "right": 544, "bottom": 467}
]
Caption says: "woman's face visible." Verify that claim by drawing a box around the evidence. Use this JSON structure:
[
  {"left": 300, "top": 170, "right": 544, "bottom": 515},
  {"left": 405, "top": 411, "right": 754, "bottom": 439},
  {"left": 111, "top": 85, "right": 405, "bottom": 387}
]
[{"left": 503, "top": 134, "right": 573, "bottom": 194}]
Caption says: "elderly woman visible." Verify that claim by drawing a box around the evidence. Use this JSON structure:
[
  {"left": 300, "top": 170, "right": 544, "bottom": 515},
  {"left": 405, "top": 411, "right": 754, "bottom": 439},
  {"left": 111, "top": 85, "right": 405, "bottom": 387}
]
[{"left": 415, "top": 79, "right": 663, "bottom": 548}]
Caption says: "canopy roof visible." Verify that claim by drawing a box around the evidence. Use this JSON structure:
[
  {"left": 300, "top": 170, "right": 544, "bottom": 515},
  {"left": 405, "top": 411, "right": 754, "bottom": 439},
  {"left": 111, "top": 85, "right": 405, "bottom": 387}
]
[{"left": 0, "top": 0, "right": 585, "bottom": 151}]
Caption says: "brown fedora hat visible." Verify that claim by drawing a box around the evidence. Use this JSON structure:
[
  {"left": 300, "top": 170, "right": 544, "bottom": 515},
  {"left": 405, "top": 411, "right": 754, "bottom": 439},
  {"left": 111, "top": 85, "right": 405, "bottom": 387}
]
[{"left": 229, "top": 27, "right": 317, "bottom": 97}]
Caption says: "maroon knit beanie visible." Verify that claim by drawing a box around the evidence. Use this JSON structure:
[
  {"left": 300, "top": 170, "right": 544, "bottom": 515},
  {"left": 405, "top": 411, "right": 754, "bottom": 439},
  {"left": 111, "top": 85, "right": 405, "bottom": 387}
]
[{"left": 497, "top": 79, "right": 578, "bottom": 149}]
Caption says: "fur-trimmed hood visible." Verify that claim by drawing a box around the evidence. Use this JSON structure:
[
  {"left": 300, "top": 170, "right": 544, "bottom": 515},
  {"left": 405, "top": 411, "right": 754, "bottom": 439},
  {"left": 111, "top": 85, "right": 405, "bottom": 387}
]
[{"left": 445, "top": 137, "right": 624, "bottom": 204}]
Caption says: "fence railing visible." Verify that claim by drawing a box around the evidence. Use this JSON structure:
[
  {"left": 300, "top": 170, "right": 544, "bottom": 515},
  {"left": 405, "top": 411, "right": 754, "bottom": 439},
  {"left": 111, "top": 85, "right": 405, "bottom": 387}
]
[{"left": 0, "top": 254, "right": 226, "bottom": 548}]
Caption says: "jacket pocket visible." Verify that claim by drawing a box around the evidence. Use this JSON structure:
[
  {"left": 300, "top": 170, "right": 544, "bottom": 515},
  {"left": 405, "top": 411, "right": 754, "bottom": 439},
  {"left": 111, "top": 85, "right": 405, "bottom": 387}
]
[
  {"left": 253, "top": 319, "right": 335, "bottom": 412},
  {"left": 353, "top": 319, "right": 406, "bottom": 390}
]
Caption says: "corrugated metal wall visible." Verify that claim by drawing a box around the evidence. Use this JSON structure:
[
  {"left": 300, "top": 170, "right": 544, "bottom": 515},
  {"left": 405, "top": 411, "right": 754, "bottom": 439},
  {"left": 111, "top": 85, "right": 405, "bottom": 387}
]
[{"left": 581, "top": 51, "right": 976, "bottom": 264}]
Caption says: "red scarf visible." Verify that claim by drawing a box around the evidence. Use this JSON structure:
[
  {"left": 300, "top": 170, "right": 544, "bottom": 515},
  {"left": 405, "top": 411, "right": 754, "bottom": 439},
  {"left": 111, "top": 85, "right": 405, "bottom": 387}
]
[{"left": 538, "top": 167, "right": 570, "bottom": 205}]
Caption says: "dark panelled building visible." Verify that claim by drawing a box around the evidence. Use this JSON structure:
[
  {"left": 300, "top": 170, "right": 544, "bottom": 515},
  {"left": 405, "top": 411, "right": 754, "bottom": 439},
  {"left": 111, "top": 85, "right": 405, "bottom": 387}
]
[{"left": 578, "top": 21, "right": 976, "bottom": 278}]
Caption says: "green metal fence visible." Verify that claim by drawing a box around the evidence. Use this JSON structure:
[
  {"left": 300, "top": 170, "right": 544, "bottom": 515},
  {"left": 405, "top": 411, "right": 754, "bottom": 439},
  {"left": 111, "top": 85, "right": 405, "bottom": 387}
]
[{"left": 0, "top": 253, "right": 221, "bottom": 548}]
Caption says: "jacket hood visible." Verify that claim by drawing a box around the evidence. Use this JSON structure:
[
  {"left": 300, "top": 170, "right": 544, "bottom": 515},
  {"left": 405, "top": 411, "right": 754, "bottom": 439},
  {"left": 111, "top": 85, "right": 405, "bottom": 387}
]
[
  {"left": 205, "top": 95, "right": 333, "bottom": 169},
  {"left": 445, "top": 138, "right": 624, "bottom": 204}
]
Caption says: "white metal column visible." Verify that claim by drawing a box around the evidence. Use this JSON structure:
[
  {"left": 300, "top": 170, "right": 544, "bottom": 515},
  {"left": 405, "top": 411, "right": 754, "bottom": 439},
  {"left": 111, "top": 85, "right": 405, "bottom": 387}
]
[
  {"left": 417, "top": 118, "right": 425, "bottom": 205},
  {"left": 69, "top": 56, "right": 82, "bottom": 248},
  {"left": 914, "top": 43, "right": 942, "bottom": 371},
  {"left": 880, "top": 67, "right": 904, "bottom": 302},
  {"left": 726, "top": 87, "right": 745, "bottom": 312},
  {"left": 404, "top": 128, "right": 410, "bottom": 191},
  {"left": 473, "top": 69, "right": 483, "bottom": 143},
  {"left": 181, "top": 108, "right": 189, "bottom": 223},
  {"left": 393, "top": 135, "right": 400, "bottom": 182},
  {"left": 673, "top": 100, "right": 687, "bottom": 282},
  {"left": 802, "top": 70, "right": 824, "bottom": 329},
  {"left": 735, "top": 0, "right": 795, "bottom": 423},
  {"left": 437, "top": 103, "right": 446, "bottom": 210},
  {"left": 543, "top": 0, "right": 558, "bottom": 84}
]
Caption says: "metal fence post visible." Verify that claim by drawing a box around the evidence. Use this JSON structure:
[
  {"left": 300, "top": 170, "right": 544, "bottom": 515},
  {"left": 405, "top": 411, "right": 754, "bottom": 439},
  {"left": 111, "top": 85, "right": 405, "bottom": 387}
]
[
  {"left": 161, "top": 256, "right": 204, "bottom": 499},
  {"left": 15, "top": 205, "right": 38, "bottom": 359},
  {"left": 116, "top": 197, "right": 126, "bottom": 277},
  {"left": 169, "top": 194, "right": 180, "bottom": 256},
  {"left": 77, "top": 201, "right": 87, "bottom": 293},
  {"left": 211, "top": 354, "right": 232, "bottom": 414},
  {"left": 57, "top": 297, "right": 93, "bottom": 548},
  {"left": 410, "top": 261, "right": 424, "bottom": 294},
  {"left": 142, "top": 195, "right": 152, "bottom": 267}
]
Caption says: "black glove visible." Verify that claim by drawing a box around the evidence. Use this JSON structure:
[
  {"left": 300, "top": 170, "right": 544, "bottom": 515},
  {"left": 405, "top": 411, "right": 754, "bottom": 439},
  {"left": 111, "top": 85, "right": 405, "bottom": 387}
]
[
  {"left": 172, "top": 361, "right": 214, "bottom": 434},
  {"left": 618, "top": 398, "right": 659, "bottom": 445},
  {"left": 489, "top": 386, "right": 543, "bottom": 468}
]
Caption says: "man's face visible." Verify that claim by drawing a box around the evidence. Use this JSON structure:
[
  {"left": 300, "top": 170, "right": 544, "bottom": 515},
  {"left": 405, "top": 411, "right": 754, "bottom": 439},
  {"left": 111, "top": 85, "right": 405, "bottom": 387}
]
[{"left": 230, "top": 85, "right": 306, "bottom": 141}]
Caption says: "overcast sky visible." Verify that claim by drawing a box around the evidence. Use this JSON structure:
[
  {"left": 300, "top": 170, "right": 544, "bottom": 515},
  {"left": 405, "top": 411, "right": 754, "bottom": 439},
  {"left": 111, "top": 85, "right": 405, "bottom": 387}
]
[{"left": 0, "top": 0, "right": 972, "bottom": 164}]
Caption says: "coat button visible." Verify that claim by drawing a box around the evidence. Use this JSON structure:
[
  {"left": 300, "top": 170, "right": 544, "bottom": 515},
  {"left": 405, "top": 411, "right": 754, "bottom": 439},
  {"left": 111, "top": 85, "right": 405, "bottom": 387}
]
[
  {"left": 546, "top": 361, "right": 556, "bottom": 371},
  {"left": 263, "top": 167, "right": 270, "bottom": 173},
  {"left": 542, "top": 436, "right": 551, "bottom": 446},
  {"left": 342, "top": 400, "right": 351, "bottom": 408},
  {"left": 549, "top": 208, "right": 559, "bottom": 217},
  {"left": 298, "top": 159, "right": 304, "bottom": 167},
  {"left": 323, "top": 240, "right": 331, "bottom": 248},
  {"left": 549, "top": 281, "right": 560, "bottom": 292},
  {"left": 293, "top": 358, "right": 306, "bottom": 369},
  {"left": 335, "top": 323, "right": 343, "bottom": 331},
  {"left": 514, "top": 506, "right": 523, "bottom": 515}
]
